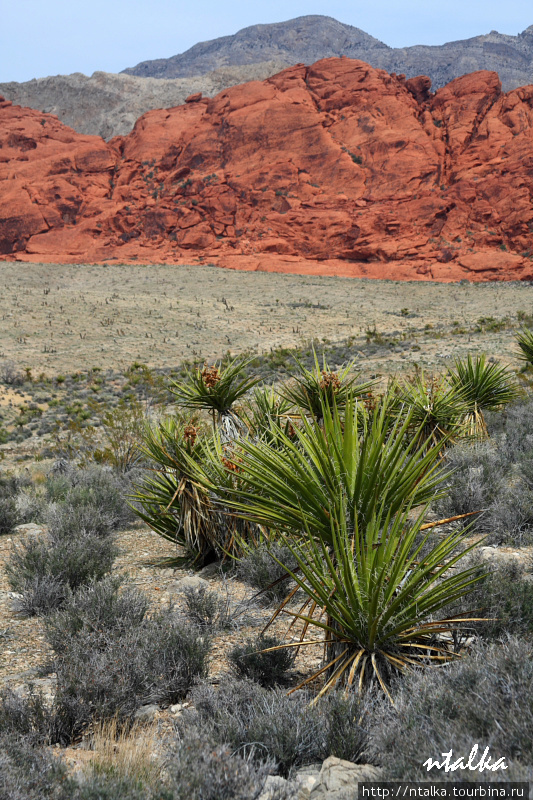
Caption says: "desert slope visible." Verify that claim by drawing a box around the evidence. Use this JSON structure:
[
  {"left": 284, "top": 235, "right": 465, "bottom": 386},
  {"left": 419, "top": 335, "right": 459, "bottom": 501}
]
[{"left": 1, "top": 58, "right": 533, "bottom": 281}]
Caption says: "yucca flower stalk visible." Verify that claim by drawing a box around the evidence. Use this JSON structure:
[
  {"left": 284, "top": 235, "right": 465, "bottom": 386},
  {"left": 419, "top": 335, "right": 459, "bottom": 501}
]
[
  {"left": 195, "top": 393, "right": 447, "bottom": 548},
  {"left": 392, "top": 372, "right": 467, "bottom": 451},
  {"left": 448, "top": 354, "right": 519, "bottom": 438},
  {"left": 280, "top": 349, "right": 375, "bottom": 422},
  {"left": 170, "top": 357, "right": 260, "bottom": 436}
]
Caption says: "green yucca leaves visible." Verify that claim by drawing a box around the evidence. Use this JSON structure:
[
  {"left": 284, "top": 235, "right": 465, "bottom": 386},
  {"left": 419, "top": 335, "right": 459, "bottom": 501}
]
[
  {"left": 170, "top": 357, "right": 260, "bottom": 422},
  {"left": 199, "top": 393, "right": 446, "bottom": 546},
  {"left": 264, "top": 499, "right": 484, "bottom": 700},
  {"left": 516, "top": 327, "right": 533, "bottom": 367},
  {"left": 391, "top": 373, "right": 467, "bottom": 450},
  {"left": 280, "top": 350, "right": 375, "bottom": 421},
  {"left": 448, "top": 355, "right": 519, "bottom": 437}
]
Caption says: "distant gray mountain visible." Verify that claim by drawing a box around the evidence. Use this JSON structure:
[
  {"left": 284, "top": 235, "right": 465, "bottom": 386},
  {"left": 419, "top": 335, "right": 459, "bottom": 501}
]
[
  {"left": 2, "top": 15, "right": 533, "bottom": 141},
  {"left": 121, "top": 15, "right": 389, "bottom": 78},
  {"left": 122, "top": 14, "right": 533, "bottom": 91}
]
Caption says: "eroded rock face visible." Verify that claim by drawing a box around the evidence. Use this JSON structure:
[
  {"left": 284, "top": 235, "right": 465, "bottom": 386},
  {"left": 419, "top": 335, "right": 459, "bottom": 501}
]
[{"left": 2, "top": 59, "right": 533, "bottom": 282}]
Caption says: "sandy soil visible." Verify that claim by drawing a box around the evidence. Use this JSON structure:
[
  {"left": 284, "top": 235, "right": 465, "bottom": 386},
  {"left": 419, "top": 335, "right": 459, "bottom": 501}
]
[{"left": 0, "top": 261, "right": 531, "bottom": 376}]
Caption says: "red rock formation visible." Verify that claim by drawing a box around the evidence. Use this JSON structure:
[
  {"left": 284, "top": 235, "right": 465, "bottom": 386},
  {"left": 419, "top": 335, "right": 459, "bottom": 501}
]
[{"left": 2, "top": 58, "right": 533, "bottom": 281}]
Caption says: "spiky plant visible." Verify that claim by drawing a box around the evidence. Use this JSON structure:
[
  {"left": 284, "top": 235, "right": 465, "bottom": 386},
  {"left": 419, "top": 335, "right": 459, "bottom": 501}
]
[
  {"left": 280, "top": 350, "right": 374, "bottom": 422},
  {"left": 191, "top": 393, "right": 483, "bottom": 700},
  {"left": 392, "top": 373, "right": 467, "bottom": 451},
  {"left": 241, "top": 386, "right": 296, "bottom": 447},
  {"left": 131, "top": 416, "right": 219, "bottom": 567},
  {"left": 196, "top": 393, "right": 447, "bottom": 549},
  {"left": 132, "top": 416, "right": 262, "bottom": 566},
  {"left": 261, "top": 499, "right": 484, "bottom": 701},
  {"left": 170, "top": 357, "right": 260, "bottom": 436},
  {"left": 448, "top": 355, "right": 519, "bottom": 437},
  {"left": 516, "top": 327, "right": 533, "bottom": 368}
]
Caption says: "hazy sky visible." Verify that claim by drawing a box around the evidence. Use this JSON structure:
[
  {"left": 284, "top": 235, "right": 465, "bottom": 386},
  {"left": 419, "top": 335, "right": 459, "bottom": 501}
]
[{"left": 2, "top": 0, "right": 532, "bottom": 83}]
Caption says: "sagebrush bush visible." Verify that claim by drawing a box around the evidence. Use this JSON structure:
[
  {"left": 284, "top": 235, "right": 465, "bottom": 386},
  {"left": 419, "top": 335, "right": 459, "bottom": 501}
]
[
  {"left": 0, "top": 496, "right": 19, "bottom": 535},
  {"left": 0, "top": 733, "right": 76, "bottom": 800},
  {"left": 44, "top": 577, "right": 149, "bottom": 654},
  {"left": 49, "top": 615, "right": 210, "bottom": 741},
  {"left": 6, "top": 531, "right": 118, "bottom": 615},
  {"left": 45, "top": 465, "right": 136, "bottom": 530},
  {"left": 185, "top": 678, "right": 369, "bottom": 777},
  {"left": 437, "top": 441, "right": 505, "bottom": 524},
  {"left": 46, "top": 502, "right": 117, "bottom": 539},
  {"left": 165, "top": 730, "right": 275, "bottom": 800},
  {"left": 0, "top": 731, "right": 167, "bottom": 799},
  {"left": 371, "top": 637, "right": 533, "bottom": 781},
  {"left": 453, "top": 557, "right": 533, "bottom": 639},
  {"left": 181, "top": 584, "right": 234, "bottom": 630},
  {"left": 229, "top": 635, "right": 295, "bottom": 687},
  {"left": 235, "top": 543, "right": 297, "bottom": 604},
  {"left": 482, "top": 483, "right": 533, "bottom": 544}
]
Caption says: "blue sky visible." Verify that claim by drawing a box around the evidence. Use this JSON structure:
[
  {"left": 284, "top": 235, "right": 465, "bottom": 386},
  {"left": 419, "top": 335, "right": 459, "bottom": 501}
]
[{"left": 2, "top": 0, "right": 532, "bottom": 83}]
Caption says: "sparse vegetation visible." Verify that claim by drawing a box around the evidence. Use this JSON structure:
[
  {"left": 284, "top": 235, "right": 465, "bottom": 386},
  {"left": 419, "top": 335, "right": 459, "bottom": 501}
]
[{"left": 3, "top": 268, "right": 533, "bottom": 791}]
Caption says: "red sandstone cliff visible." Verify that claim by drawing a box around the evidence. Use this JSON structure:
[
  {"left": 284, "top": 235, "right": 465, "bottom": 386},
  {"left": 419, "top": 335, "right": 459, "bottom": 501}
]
[{"left": 2, "top": 59, "right": 533, "bottom": 281}]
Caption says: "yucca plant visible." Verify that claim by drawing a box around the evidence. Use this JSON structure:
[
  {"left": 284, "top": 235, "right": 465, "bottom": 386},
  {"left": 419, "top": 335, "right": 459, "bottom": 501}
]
[
  {"left": 132, "top": 415, "right": 262, "bottom": 566},
  {"left": 448, "top": 354, "right": 519, "bottom": 437},
  {"left": 392, "top": 373, "right": 467, "bottom": 451},
  {"left": 280, "top": 350, "right": 375, "bottom": 422},
  {"left": 262, "top": 498, "right": 484, "bottom": 701},
  {"left": 196, "top": 393, "right": 447, "bottom": 548},
  {"left": 131, "top": 416, "right": 219, "bottom": 567},
  {"left": 516, "top": 327, "right": 533, "bottom": 368},
  {"left": 170, "top": 357, "right": 260, "bottom": 436},
  {"left": 241, "top": 386, "right": 296, "bottom": 447}
]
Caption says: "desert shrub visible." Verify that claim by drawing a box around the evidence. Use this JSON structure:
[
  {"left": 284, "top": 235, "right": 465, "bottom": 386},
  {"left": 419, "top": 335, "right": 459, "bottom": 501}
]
[
  {"left": 5, "top": 531, "right": 118, "bottom": 615},
  {"left": 0, "top": 359, "right": 24, "bottom": 385},
  {"left": 437, "top": 441, "right": 505, "bottom": 524},
  {"left": 0, "top": 496, "right": 19, "bottom": 535},
  {"left": 75, "top": 773, "right": 163, "bottom": 800},
  {"left": 14, "top": 488, "right": 45, "bottom": 524},
  {"left": 482, "top": 483, "right": 533, "bottom": 544},
  {"left": 0, "top": 733, "right": 76, "bottom": 800},
  {"left": 0, "top": 685, "right": 55, "bottom": 745},
  {"left": 371, "top": 637, "right": 533, "bottom": 781},
  {"left": 471, "top": 559, "right": 533, "bottom": 638},
  {"left": 0, "top": 731, "right": 166, "bottom": 800},
  {"left": 229, "top": 635, "right": 295, "bottom": 687},
  {"left": 49, "top": 614, "right": 210, "bottom": 741},
  {"left": 235, "top": 543, "right": 297, "bottom": 604},
  {"left": 165, "top": 730, "right": 275, "bottom": 800},
  {"left": 45, "top": 465, "right": 136, "bottom": 530},
  {"left": 486, "top": 394, "right": 533, "bottom": 457},
  {"left": 186, "top": 678, "right": 369, "bottom": 777},
  {"left": 44, "top": 577, "right": 149, "bottom": 654},
  {"left": 445, "top": 556, "right": 533, "bottom": 640},
  {"left": 181, "top": 584, "right": 234, "bottom": 630},
  {"left": 46, "top": 502, "right": 117, "bottom": 539}
]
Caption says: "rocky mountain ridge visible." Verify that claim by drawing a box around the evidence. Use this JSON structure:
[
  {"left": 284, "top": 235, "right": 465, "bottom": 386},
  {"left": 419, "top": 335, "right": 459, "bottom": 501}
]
[
  {"left": 1, "top": 58, "right": 533, "bottom": 282},
  {"left": 2, "top": 16, "right": 533, "bottom": 139},
  {"left": 123, "top": 15, "right": 533, "bottom": 91}
]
